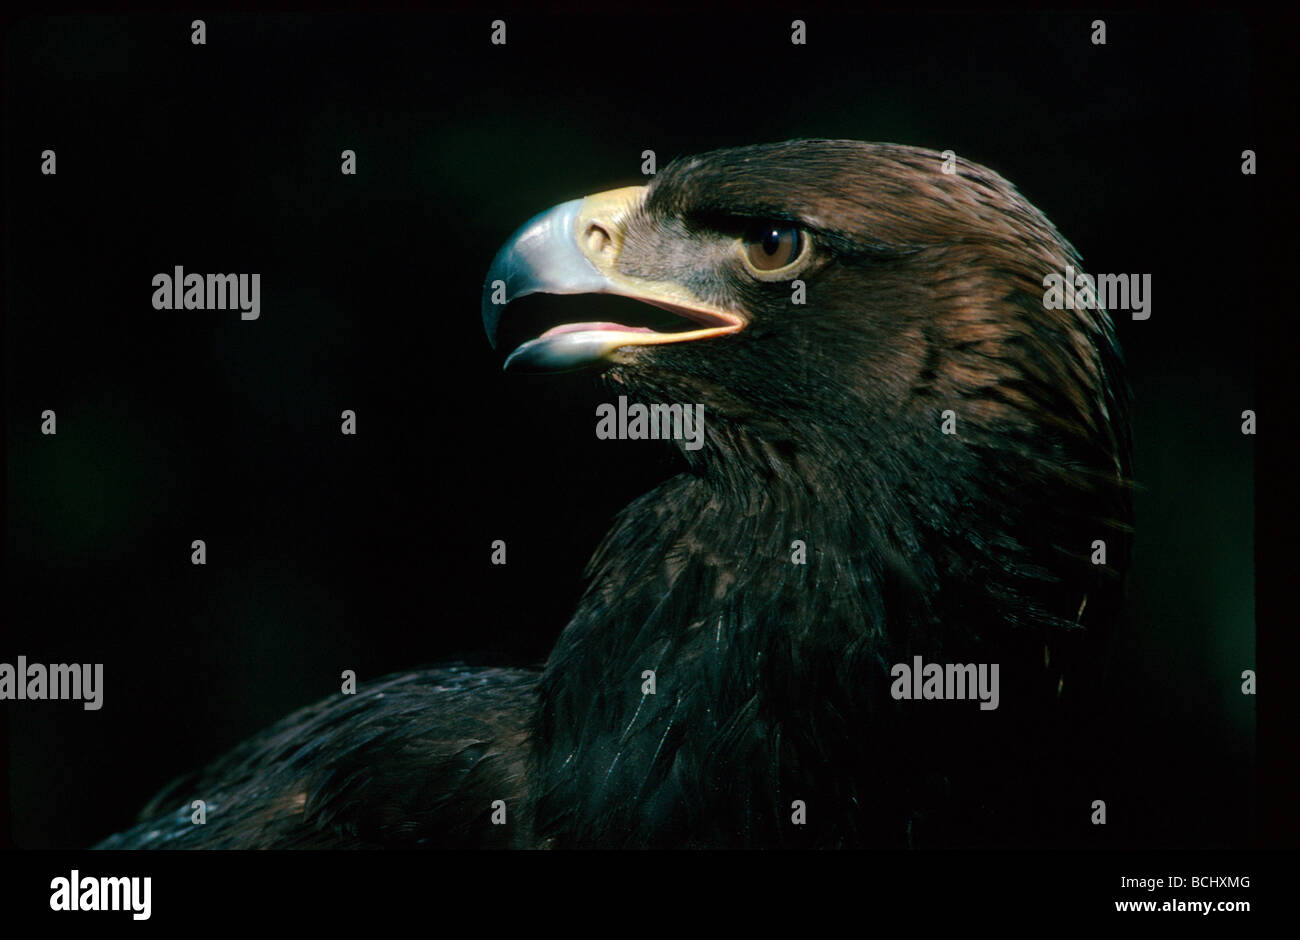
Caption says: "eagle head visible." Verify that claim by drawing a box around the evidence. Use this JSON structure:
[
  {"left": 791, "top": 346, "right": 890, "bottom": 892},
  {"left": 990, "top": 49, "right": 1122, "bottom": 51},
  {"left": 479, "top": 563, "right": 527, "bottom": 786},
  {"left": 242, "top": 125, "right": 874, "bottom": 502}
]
[{"left": 484, "top": 140, "right": 1126, "bottom": 487}]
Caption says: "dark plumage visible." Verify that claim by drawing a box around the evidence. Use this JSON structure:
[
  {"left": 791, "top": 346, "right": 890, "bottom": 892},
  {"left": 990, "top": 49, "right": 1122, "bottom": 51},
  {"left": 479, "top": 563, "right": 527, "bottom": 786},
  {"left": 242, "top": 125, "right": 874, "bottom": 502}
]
[{"left": 99, "top": 140, "right": 1130, "bottom": 849}]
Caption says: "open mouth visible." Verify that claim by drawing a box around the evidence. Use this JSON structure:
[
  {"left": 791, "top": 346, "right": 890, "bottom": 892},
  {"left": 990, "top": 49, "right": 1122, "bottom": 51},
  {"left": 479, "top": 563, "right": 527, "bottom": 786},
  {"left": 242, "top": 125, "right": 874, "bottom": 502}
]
[
  {"left": 494, "top": 294, "right": 743, "bottom": 372},
  {"left": 541, "top": 322, "right": 657, "bottom": 337},
  {"left": 528, "top": 294, "right": 710, "bottom": 343},
  {"left": 541, "top": 299, "right": 739, "bottom": 337}
]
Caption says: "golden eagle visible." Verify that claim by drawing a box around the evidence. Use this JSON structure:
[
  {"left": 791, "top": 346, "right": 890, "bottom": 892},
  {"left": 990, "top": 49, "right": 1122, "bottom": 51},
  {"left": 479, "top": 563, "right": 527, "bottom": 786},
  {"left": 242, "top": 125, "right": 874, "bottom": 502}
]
[{"left": 99, "top": 140, "right": 1130, "bottom": 849}]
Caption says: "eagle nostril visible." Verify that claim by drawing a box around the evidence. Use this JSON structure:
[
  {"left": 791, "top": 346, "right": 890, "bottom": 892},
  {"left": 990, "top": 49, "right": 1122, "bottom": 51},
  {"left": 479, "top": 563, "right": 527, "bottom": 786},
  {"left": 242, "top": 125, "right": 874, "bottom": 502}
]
[{"left": 584, "top": 221, "right": 616, "bottom": 260}]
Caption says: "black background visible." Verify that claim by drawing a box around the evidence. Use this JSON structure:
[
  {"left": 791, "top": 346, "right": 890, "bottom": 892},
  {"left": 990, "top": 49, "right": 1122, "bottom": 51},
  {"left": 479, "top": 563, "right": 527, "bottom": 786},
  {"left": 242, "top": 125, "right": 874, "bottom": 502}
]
[{"left": 3, "top": 11, "right": 1257, "bottom": 850}]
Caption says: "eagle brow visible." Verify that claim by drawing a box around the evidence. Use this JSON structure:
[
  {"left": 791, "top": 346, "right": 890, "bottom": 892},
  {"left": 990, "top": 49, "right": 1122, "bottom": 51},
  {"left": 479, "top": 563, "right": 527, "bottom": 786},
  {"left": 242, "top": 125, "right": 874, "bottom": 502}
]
[
  {"left": 684, "top": 208, "right": 804, "bottom": 236},
  {"left": 680, "top": 208, "right": 920, "bottom": 263}
]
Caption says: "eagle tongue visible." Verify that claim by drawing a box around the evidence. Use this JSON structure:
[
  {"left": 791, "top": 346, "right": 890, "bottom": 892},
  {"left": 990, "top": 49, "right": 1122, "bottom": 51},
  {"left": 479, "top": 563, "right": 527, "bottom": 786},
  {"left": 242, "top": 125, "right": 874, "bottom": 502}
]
[{"left": 540, "top": 322, "right": 657, "bottom": 339}]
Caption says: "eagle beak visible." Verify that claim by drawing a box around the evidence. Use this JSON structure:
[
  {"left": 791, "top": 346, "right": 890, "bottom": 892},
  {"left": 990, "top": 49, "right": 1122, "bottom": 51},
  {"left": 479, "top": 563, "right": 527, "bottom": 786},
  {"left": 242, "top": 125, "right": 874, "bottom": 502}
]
[{"left": 481, "top": 185, "right": 744, "bottom": 372}]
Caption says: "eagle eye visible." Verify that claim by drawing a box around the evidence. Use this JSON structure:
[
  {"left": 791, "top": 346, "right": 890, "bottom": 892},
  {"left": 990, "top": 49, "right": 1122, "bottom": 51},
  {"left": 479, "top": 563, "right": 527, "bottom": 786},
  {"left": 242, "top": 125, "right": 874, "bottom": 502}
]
[{"left": 742, "top": 223, "right": 807, "bottom": 275}]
